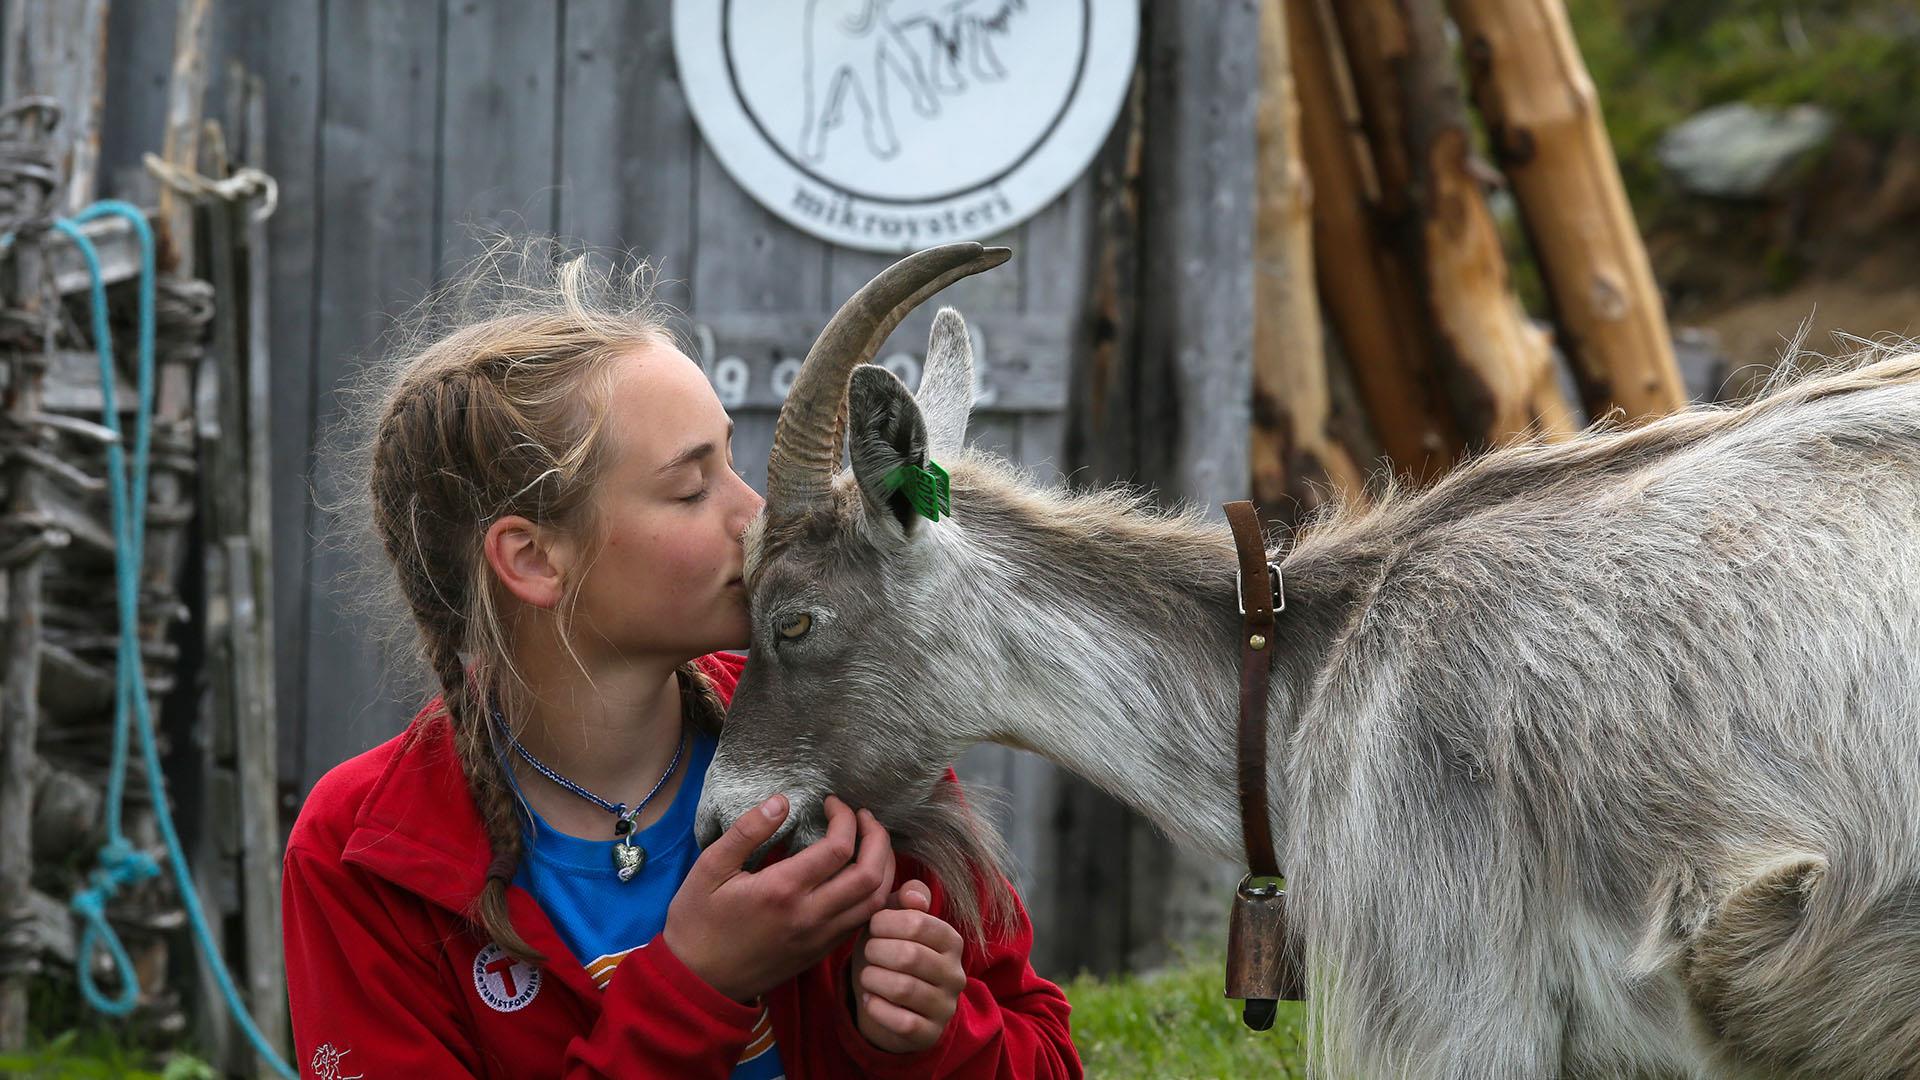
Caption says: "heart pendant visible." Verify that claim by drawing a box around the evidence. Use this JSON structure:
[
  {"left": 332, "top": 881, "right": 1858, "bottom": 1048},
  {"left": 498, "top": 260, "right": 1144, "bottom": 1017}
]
[{"left": 614, "top": 841, "right": 646, "bottom": 882}]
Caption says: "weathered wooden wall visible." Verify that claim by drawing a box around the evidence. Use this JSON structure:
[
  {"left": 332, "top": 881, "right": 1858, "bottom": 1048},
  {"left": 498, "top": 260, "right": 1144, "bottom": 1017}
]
[{"left": 84, "top": 0, "right": 1250, "bottom": 979}]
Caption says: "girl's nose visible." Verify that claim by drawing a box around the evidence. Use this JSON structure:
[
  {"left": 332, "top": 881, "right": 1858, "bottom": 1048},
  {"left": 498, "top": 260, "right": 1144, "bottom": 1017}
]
[{"left": 733, "top": 470, "right": 765, "bottom": 533}]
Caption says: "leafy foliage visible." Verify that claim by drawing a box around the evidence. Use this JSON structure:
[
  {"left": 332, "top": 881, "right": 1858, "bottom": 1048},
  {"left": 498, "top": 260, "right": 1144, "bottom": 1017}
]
[
  {"left": 1568, "top": 0, "right": 1920, "bottom": 204},
  {"left": 0, "top": 1029, "right": 214, "bottom": 1080}
]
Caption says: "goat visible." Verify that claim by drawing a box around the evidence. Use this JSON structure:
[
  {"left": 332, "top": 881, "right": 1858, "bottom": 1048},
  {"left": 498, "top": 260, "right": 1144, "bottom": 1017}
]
[{"left": 693, "top": 243, "right": 1920, "bottom": 1079}]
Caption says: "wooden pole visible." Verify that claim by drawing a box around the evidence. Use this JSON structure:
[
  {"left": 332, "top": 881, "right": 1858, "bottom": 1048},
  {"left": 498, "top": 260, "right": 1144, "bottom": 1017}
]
[
  {"left": 1334, "top": 0, "right": 1577, "bottom": 447},
  {"left": 1287, "top": 0, "right": 1462, "bottom": 482},
  {"left": 0, "top": 1, "right": 113, "bottom": 1044},
  {"left": 0, "top": 104, "right": 58, "bottom": 1053},
  {"left": 1448, "top": 0, "right": 1686, "bottom": 423},
  {"left": 157, "top": 0, "right": 212, "bottom": 275},
  {"left": 1253, "top": 0, "right": 1362, "bottom": 525},
  {"left": 0, "top": 0, "right": 112, "bottom": 214}
]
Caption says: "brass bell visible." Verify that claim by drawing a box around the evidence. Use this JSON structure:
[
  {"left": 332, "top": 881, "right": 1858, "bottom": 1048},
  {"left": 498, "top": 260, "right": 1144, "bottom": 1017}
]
[{"left": 1225, "top": 874, "right": 1304, "bottom": 1029}]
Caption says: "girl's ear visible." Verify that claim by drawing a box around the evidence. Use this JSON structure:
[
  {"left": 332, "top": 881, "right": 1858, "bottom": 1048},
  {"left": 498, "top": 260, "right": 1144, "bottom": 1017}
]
[
  {"left": 848, "top": 364, "right": 931, "bottom": 534},
  {"left": 483, "top": 515, "right": 569, "bottom": 608}
]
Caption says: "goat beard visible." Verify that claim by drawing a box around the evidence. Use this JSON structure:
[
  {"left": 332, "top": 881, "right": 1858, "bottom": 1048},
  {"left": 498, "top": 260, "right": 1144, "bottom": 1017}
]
[{"left": 870, "top": 778, "right": 1021, "bottom": 949}]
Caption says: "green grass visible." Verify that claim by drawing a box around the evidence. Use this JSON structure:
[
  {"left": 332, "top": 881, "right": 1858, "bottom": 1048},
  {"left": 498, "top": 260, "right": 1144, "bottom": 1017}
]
[
  {"left": 1062, "top": 955, "right": 1309, "bottom": 1079},
  {"left": 0, "top": 1028, "right": 214, "bottom": 1080},
  {"left": 12, "top": 959, "right": 1298, "bottom": 1078}
]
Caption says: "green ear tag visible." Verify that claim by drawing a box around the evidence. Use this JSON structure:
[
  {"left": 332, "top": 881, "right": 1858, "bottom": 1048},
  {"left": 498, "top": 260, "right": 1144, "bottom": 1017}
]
[{"left": 882, "top": 459, "right": 952, "bottom": 522}]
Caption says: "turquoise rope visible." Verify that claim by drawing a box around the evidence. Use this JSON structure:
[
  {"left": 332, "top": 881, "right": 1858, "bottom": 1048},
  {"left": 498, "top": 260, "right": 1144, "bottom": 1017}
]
[{"left": 25, "top": 202, "right": 296, "bottom": 1079}]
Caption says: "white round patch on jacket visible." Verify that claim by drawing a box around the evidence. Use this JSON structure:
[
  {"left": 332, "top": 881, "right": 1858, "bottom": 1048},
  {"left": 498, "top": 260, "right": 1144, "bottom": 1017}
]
[{"left": 472, "top": 943, "right": 542, "bottom": 1012}]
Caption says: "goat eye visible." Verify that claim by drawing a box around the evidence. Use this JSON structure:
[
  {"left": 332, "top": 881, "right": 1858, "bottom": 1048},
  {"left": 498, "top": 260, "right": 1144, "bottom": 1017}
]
[{"left": 777, "top": 612, "right": 813, "bottom": 640}]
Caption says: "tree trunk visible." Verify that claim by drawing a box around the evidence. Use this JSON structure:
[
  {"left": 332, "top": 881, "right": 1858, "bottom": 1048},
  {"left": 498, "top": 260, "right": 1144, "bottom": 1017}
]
[
  {"left": 1338, "top": 0, "right": 1577, "bottom": 447},
  {"left": 1449, "top": 0, "right": 1686, "bottom": 423},
  {"left": 1286, "top": 0, "right": 1462, "bottom": 483},
  {"left": 1254, "top": 0, "right": 1363, "bottom": 527}
]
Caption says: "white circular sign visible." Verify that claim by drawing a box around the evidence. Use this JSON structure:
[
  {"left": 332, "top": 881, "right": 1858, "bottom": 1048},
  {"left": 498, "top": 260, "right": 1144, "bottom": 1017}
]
[{"left": 674, "top": 0, "right": 1138, "bottom": 253}]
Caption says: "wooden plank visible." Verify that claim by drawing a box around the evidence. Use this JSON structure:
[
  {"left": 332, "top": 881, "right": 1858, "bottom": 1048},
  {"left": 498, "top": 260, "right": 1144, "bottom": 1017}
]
[
  {"left": 38, "top": 348, "right": 139, "bottom": 415},
  {"left": 690, "top": 135, "right": 831, "bottom": 495},
  {"left": 302, "top": 0, "right": 445, "bottom": 790},
  {"left": 689, "top": 312, "right": 1067, "bottom": 412},
  {"left": 1018, "top": 411, "right": 1066, "bottom": 486},
  {"left": 1135, "top": 0, "right": 1257, "bottom": 510},
  {"left": 438, "top": 0, "right": 559, "bottom": 271},
  {"left": 0, "top": 0, "right": 112, "bottom": 213},
  {"left": 556, "top": 0, "right": 696, "bottom": 308},
  {"left": 155, "top": 0, "right": 210, "bottom": 272},
  {"left": 192, "top": 179, "right": 248, "bottom": 1075},
  {"left": 96, "top": 0, "right": 175, "bottom": 205},
  {"left": 236, "top": 86, "right": 287, "bottom": 1062},
  {"left": 968, "top": 412, "right": 1019, "bottom": 461},
  {"left": 1125, "top": 0, "right": 1263, "bottom": 974},
  {"left": 0, "top": 107, "right": 53, "bottom": 1051},
  {"left": 690, "top": 142, "right": 829, "bottom": 313},
  {"left": 33, "top": 213, "right": 144, "bottom": 296},
  {"left": 1020, "top": 180, "right": 1093, "bottom": 316},
  {"left": 729, "top": 411, "right": 778, "bottom": 497},
  {"left": 226, "top": 532, "right": 285, "bottom": 1062},
  {"left": 259, "top": 0, "right": 322, "bottom": 792}
]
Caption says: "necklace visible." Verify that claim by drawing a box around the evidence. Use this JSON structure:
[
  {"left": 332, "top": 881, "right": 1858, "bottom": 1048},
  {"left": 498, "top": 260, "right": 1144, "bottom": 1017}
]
[{"left": 495, "top": 709, "right": 687, "bottom": 883}]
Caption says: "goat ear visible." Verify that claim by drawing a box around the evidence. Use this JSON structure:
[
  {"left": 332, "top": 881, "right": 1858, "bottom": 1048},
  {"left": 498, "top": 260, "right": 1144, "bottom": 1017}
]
[
  {"left": 848, "top": 364, "right": 932, "bottom": 533},
  {"left": 916, "top": 307, "right": 974, "bottom": 460}
]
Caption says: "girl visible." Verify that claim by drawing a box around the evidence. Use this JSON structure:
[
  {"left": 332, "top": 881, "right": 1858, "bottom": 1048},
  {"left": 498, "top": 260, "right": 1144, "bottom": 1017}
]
[{"left": 280, "top": 243, "right": 1079, "bottom": 1079}]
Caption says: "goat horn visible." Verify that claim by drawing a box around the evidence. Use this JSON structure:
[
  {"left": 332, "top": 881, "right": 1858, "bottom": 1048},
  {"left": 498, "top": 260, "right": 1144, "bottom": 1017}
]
[{"left": 766, "top": 242, "right": 1011, "bottom": 511}]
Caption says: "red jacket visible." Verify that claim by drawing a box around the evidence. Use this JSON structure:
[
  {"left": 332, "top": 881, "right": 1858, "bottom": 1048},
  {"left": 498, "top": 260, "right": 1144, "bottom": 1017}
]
[{"left": 282, "top": 652, "right": 1081, "bottom": 1079}]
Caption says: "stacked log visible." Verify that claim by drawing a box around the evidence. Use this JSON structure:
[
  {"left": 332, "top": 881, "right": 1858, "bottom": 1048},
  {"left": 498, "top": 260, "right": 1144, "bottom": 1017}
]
[
  {"left": 1255, "top": 0, "right": 1685, "bottom": 506},
  {"left": 1252, "top": 0, "right": 1364, "bottom": 527},
  {"left": 0, "top": 97, "right": 205, "bottom": 1048},
  {"left": 1448, "top": 0, "right": 1686, "bottom": 422}
]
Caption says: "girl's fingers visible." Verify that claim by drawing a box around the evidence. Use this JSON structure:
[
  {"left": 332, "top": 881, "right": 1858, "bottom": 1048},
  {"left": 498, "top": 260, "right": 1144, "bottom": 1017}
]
[
  {"left": 867, "top": 907, "right": 963, "bottom": 957},
  {"left": 858, "top": 964, "right": 956, "bottom": 1020},
  {"left": 807, "top": 807, "right": 895, "bottom": 915},
  {"left": 766, "top": 794, "right": 858, "bottom": 888},
  {"left": 863, "top": 936, "right": 964, "bottom": 991},
  {"left": 859, "top": 986, "right": 943, "bottom": 1045}
]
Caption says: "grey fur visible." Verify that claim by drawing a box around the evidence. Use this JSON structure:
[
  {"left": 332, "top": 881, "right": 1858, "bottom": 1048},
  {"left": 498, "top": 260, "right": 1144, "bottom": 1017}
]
[{"left": 696, "top": 311, "right": 1920, "bottom": 1078}]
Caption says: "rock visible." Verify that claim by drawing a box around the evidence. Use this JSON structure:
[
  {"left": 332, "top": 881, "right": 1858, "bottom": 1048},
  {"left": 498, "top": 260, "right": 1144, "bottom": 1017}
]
[{"left": 1656, "top": 103, "right": 1836, "bottom": 199}]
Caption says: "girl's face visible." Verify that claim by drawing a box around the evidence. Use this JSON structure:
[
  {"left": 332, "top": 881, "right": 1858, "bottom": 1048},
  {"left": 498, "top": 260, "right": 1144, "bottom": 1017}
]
[{"left": 566, "top": 343, "right": 764, "bottom": 661}]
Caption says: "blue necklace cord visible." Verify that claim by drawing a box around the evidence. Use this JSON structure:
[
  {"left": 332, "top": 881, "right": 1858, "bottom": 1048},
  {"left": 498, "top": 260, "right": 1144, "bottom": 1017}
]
[{"left": 493, "top": 708, "right": 687, "bottom": 831}]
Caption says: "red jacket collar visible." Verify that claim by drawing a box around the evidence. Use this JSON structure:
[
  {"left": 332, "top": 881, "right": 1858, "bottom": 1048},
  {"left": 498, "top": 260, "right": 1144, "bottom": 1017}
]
[
  {"left": 332, "top": 653, "right": 747, "bottom": 1006},
  {"left": 338, "top": 651, "right": 747, "bottom": 914},
  {"left": 342, "top": 709, "right": 496, "bottom": 915}
]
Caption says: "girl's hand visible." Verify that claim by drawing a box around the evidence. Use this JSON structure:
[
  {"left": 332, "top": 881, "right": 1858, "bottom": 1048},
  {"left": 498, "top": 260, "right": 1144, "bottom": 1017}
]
[
  {"left": 850, "top": 879, "right": 967, "bottom": 1053},
  {"left": 665, "top": 794, "right": 894, "bottom": 1002}
]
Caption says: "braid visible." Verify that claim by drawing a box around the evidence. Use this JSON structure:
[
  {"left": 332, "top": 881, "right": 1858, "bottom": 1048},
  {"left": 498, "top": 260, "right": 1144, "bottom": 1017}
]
[
  {"left": 678, "top": 661, "right": 727, "bottom": 736},
  {"left": 355, "top": 242, "right": 672, "bottom": 967},
  {"left": 433, "top": 631, "right": 544, "bottom": 965}
]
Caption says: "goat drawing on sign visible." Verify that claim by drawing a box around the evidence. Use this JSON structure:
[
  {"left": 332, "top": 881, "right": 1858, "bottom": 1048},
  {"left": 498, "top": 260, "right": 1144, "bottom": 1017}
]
[{"left": 800, "top": 0, "right": 1025, "bottom": 163}]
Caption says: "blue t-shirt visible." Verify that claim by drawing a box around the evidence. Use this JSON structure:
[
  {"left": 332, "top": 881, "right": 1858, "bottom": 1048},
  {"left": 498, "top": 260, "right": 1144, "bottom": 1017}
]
[{"left": 512, "top": 729, "right": 784, "bottom": 1079}]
